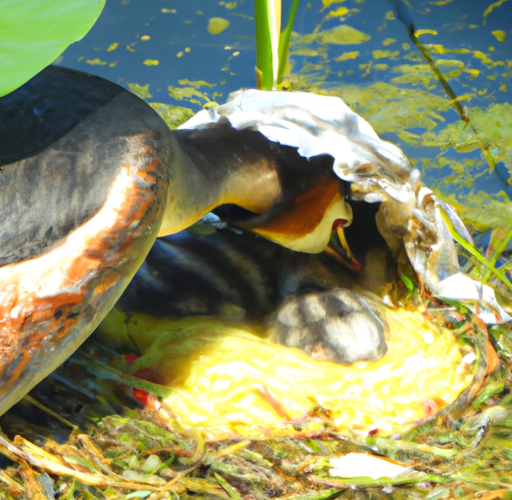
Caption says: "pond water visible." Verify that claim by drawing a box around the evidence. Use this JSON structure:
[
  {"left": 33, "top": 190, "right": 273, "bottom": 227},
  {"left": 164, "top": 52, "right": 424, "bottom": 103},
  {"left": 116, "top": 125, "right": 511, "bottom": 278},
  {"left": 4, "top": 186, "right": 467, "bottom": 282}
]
[{"left": 58, "top": 0, "right": 512, "bottom": 233}]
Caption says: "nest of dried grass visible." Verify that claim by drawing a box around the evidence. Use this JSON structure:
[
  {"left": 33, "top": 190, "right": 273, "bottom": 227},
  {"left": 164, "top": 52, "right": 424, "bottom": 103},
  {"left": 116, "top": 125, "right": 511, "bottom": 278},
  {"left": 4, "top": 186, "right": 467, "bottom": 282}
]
[{"left": 0, "top": 310, "right": 511, "bottom": 499}]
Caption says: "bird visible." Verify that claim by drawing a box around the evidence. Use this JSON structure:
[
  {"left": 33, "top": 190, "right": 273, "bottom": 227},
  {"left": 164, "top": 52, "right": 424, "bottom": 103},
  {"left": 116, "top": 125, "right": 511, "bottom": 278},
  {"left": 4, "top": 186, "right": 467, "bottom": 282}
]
[{"left": 0, "top": 66, "right": 356, "bottom": 415}]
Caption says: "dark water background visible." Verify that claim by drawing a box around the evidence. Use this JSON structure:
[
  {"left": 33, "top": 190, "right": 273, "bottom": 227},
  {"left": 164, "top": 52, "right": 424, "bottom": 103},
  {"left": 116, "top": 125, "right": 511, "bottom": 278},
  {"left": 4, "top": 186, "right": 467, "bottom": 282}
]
[{"left": 57, "top": 0, "right": 510, "bottom": 105}]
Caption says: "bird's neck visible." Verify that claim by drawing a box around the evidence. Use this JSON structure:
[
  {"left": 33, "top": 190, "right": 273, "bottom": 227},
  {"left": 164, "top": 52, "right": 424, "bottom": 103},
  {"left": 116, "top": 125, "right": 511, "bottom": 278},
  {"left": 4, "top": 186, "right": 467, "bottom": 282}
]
[{"left": 158, "top": 124, "right": 283, "bottom": 236}]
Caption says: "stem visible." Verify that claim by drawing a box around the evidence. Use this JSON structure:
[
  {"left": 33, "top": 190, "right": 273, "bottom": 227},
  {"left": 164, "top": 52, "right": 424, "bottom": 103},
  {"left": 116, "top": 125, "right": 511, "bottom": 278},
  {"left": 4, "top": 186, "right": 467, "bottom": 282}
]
[
  {"left": 369, "top": 436, "right": 458, "bottom": 459},
  {"left": 277, "top": 0, "right": 301, "bottom": 85},
  {"left": 439, "top": 209, "right": 512, "bottom": 293},
  {"left": 390, "top": 0, "right": 497, "bottom": 171},
  {"left": 485, "top": 227, "right": 512, "bottom": 283},
  {"left": 254, "top": 0, "right": 281, "bottom": 90}
]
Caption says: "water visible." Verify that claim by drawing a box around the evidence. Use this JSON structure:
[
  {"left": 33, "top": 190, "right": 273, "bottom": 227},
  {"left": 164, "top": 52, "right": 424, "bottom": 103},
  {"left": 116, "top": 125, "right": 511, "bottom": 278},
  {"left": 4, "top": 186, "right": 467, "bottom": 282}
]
[{"left": 58, "top": 0, "right": 512, "bottom": 231}]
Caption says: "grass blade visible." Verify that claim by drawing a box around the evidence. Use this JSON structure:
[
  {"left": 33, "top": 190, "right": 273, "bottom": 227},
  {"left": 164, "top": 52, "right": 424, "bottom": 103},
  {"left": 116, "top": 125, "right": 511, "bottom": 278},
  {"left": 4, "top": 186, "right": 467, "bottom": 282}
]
[
  {"left": 277, "top": 0, "right": 301, "bottom": 85},
  {"left": 254, "top": 0, "right": 281, "bottom": 89},
  {"left": 439, "top": 209, "right": 512, "bottom": 293}
]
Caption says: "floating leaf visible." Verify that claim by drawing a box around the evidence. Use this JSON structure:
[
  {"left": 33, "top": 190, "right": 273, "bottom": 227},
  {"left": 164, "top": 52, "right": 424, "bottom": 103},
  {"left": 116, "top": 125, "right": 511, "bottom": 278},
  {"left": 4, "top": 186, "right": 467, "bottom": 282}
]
[
  {"left": 208, "top": 17, "right": 230, "bottom": 35},
  {"left": 0, "top": 0, "right": 105, "bottom": 97}
]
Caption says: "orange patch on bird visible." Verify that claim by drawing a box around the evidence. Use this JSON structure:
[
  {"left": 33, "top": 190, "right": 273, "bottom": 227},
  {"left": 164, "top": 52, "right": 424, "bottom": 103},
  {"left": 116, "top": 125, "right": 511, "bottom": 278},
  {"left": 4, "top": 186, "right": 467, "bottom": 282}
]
[
  {"left": 0, "top": 134, "right": 169, "bottom": 413},
  {"left": 66, "top": 253, "right": 99, "bottom": 283},
  {"left": 253, "top": 176, "right": 339, "bottom": 236},
  {"left": 94, "top": 271, "right": 123, "bottom": 295},
  {"left": 31, "top": 293, "right": 83, "bottom": 323}
]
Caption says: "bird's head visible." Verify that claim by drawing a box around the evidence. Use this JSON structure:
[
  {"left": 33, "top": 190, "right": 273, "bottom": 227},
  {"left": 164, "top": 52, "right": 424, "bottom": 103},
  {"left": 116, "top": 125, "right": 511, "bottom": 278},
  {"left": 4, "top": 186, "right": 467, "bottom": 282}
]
[{"left": 166, "top": 123, "right": 359, "bottom": 269}]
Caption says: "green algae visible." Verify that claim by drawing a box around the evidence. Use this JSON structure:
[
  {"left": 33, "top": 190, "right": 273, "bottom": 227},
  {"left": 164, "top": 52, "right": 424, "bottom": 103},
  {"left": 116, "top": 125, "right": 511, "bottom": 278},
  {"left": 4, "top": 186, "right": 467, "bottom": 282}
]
[
  {"left": 167, "top": 85, "right": 212, "bottom": 106},
  {"left": 372, "top": 49, "right": 400, "bottom": 60},
  {"left": 207, "top": 17, "right": 230, "bottom": 35},
  {"left": 307, "top": 76, "right": 512, "bottom": 233},
  {"left": 127, "top": 83, "right": 152, "bottom": 99},
  {"left": 420, "top": 103, "right": 512, "bottom": 166},
  {"left": 149, "top": 102, "right": 194, "bottom": 129},
  {"left": 294, "top": 24, "right": 371, "bottom": 46},
  {"left": 437, "top": 190, "right": 512, "bottom": 232},
  {"left": 328, "top": 82, "right": 452, "bottom": 136},
  {"left": 126, "top": 84, "right": 194, "bottom": 128},
  {"left": 166, "top": 79, "right": 218, "bottom": 106},
  {"left": 177, "top": 79, "right": 216, "bottom": 88},
  {"left": 333, "top": 50, "right": 359, "bottom": 61}
]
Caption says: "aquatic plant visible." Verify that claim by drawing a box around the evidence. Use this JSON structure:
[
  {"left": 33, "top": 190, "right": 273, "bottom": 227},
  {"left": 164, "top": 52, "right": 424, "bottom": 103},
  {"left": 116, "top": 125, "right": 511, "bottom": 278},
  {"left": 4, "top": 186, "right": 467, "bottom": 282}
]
[
  {"left": 0, "top": 0, "right": 104, "bottom": 97},
  {"left": 254, "top": 0, "right": 301, "bottom": 89}
]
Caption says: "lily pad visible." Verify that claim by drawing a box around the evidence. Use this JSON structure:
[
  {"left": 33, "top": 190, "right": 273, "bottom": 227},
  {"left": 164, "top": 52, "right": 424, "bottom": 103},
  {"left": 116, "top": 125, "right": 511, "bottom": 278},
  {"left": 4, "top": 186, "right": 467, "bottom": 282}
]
[{"left": 0, "top": 0, "right": 105, "bottom": 97}]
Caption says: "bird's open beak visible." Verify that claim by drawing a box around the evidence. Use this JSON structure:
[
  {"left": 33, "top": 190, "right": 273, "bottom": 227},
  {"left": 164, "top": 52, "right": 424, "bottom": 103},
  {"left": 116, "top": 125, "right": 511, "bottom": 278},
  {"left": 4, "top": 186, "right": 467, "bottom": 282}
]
[{"left": 325, "top": 218, "right": 361, "bottom": 272}]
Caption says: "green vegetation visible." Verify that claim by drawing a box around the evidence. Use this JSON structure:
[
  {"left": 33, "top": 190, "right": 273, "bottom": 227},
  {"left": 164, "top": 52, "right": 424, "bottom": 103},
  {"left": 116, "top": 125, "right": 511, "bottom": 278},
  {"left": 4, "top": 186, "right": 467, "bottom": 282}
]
[
  {"left": 0, "top": 0, "right": 104, "bottom": 97},
  {"left": 1, "top": 323, "right": 512, "bottom": 499},
  {"left": 255, "top": 0, "right": 301, "bottom": 89}
]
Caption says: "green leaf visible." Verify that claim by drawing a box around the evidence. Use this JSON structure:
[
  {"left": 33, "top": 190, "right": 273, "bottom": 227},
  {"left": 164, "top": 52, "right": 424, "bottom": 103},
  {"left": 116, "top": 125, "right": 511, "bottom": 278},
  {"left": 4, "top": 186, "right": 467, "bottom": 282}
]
[
  {"left": 482, "top": 226, "right": 512, "bottom": 284},
  {"left": 0, "top": 0, "right": 105, "bottom": 97},
  {"left": 277, "top": 0, "right": 301, "bottom": 85},
  {"left": 123, "top": 491, "right": 152, "bottom": 499},
  {"left": 439, "top": 208, "right": 512, "bottom": 293},
  {"left": 254, "top": 0, "right": 281, "bottom": 90},
  {"left": 471, "top": 380, "right": 506, "bottom": 408},
  {"left": 399, "top": 272, "right": 416, "bottom": 299},
  {"left": 214, "top": 473, "right": 242, "bottom": 500}
]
